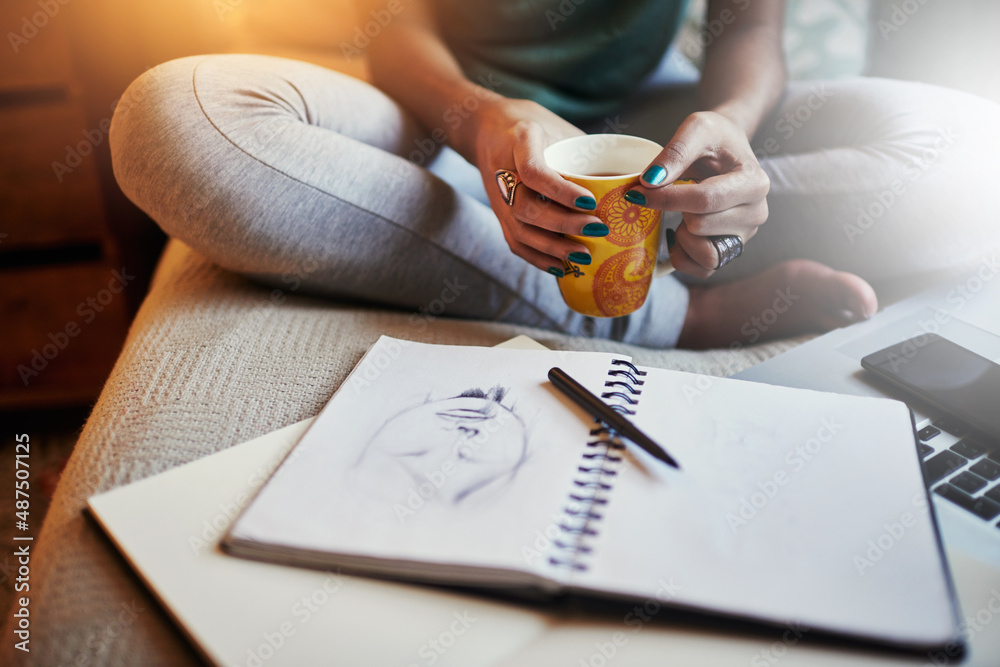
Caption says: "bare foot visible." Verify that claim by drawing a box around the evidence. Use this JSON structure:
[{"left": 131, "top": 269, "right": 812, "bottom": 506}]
[{"left": 677, "top": 259, "right": 878, "bottom": 349}]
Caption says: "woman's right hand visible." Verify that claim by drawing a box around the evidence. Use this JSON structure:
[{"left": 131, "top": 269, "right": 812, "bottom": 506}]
[
  {"left": 470, "top": 99, "right": 609, "bottom": 275},
  {"left": 361, "top": 1, "right": 603, "bottom": 274}
]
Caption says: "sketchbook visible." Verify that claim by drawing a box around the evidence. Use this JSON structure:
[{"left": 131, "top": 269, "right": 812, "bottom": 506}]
[
  {"left": 86, "top": 336, "right": 558, "bottom": 667},
  {"left": 223, "top": 336, "right": 962, "bottom": 653}
]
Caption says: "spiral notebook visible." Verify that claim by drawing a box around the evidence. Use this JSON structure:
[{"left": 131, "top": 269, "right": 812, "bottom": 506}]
[{"left": 223, "top": 336, "right": 961, "bottom": 652}]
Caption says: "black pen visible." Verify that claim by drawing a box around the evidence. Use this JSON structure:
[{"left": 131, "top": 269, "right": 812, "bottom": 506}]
[{"left": 548, "top": 367, "right": 681, "bottom": 470}]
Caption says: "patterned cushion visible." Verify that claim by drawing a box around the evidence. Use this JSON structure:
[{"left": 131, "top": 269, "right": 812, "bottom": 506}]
[
  {"left": 677, "top": 0, "right": 870, "bottom": 80},
  {"left": 784, "top": 0, "right": 869, "bottom": 80}
]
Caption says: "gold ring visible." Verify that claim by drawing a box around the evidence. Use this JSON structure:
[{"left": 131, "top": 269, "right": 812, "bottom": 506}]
[{"left": 495, "top": 169, "right": 521, "bottom": 207}]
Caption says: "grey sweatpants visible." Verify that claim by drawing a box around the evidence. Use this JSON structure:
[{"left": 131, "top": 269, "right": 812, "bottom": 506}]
[{"left": 110, "top": 54, "right": 1000, "bottom": 348}]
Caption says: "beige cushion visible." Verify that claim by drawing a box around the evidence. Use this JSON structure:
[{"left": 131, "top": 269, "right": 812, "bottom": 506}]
[{"left": 2, "top": 240, "right": 804, "bottom": 665}]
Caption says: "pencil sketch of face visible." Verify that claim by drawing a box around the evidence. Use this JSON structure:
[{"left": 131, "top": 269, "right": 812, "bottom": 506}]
[{"left": 355, "top": 386, "right": 528, "bottom": 505}]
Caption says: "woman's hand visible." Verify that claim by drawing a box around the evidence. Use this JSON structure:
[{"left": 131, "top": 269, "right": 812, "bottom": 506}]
[
  {"left": 472, "top": 99, "right": 609, "bottom": 275},
  {"left": 627, "top": 111, "right": 770, "bottom": 279},
  {"left": 362, "top": 0, "right": 612, "bottom": 275}
]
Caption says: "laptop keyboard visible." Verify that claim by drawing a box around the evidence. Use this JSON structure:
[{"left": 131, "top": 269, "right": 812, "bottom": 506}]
[{"left": 916, "top": 418, "right": 1000, "bottom": 527}]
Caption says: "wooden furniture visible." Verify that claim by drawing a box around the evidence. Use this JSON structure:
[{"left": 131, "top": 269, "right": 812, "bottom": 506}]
[
  {"left": 0, "top": 1, "right": 233, "bottom": 411},
  {"left": 0, "top": 0, "right": 367, "bottom": 411},
  {"left": 0, "top": 0, "right": 134, "bottom": 410}
]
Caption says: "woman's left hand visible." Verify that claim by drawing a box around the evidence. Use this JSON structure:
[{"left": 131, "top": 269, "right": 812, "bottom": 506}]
[{"left": 628, "top": 110, "right": 770, "bottom": 278}]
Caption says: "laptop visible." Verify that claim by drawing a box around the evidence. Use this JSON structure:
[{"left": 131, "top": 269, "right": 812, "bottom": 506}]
[{"left": 735, "top": 256, "right": 1000, "bottom": 663}]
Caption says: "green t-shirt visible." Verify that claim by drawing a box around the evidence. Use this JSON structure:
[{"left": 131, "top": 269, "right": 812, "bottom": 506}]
[{"left": 434, "top": 0, "right": 691, "bottom": 121}]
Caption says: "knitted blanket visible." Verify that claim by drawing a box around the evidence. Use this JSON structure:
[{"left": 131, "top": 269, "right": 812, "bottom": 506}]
[{"left": 2, "top": 240, "right": 804, "bottom": 666}]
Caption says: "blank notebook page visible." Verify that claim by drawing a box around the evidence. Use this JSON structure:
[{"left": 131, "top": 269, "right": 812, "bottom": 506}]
[{"left": 572, "top": 367, "right": 957, "bottom": 646}]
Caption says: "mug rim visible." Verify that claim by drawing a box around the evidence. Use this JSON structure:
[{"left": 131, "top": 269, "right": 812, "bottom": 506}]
[{"left": 543, "top": 134, "right": 663, "bottom": 181}]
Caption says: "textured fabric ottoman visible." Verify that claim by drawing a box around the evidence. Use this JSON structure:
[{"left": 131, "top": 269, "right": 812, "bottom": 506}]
[{"left": 4, "top": 240, "right": 805, "bottom": 666}]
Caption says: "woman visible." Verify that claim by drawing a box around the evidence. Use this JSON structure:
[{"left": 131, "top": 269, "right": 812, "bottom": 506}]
[{"left": 110, "top": 0, "right": 1000, "bottom": 348}]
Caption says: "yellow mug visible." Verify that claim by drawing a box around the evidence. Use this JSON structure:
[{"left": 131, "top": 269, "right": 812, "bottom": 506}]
[{"left": 544, "top": 135, "right": 683, "bottom": 318}]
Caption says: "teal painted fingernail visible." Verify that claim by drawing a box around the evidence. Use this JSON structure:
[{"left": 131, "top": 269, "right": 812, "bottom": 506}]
[
  {"left": 575, "top": 196, "right": 596, "bottom": 210},
  {"left": 665, "top": 228, "right": 676, "bottom": 249},
  {"left": 643, "top": 165, "right": 667, "bottom": 186},
  {"left": 624, "top": 190, "right": 646, "bottom": 206},
  {"left": 568, "top": 252, "right": 592, "bottom": 265},
  {"left": 547, "top": 266, "right": 565, "bottom": 277},
  {"left": 582, "top": 222, "right": 609, "bottom": 237}
]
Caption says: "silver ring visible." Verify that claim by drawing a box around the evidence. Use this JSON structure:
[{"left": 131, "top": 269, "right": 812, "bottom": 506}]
[
  {"left": 495, "top": 169, "right": 521, "bottom": 207},
  {"left": 710, "top": 235, "right": 744, "bottom": 270}
]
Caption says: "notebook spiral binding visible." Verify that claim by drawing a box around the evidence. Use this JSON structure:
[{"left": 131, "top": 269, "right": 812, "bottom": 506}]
[{"left": 548, "top": 359, "right": 646, "bottom": 572}]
